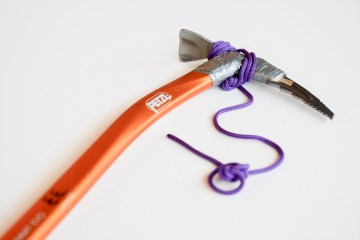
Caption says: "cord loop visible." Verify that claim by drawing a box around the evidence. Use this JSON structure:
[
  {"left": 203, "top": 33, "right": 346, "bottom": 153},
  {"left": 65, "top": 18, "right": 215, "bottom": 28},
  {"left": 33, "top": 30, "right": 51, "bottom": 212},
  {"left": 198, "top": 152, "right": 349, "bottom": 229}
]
[
  {"left": 167, "top": 40, "right": 284, "bottom": 195},
  {"left": 209, "top": 163, "right": 249, "bottom": 195}
]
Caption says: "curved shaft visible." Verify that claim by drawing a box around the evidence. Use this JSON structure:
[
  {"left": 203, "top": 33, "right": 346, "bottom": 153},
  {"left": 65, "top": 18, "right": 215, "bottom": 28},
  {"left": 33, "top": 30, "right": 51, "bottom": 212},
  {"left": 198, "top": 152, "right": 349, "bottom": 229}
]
[{"left": 2, "top": 71, "right": 212, "bottom": 240}]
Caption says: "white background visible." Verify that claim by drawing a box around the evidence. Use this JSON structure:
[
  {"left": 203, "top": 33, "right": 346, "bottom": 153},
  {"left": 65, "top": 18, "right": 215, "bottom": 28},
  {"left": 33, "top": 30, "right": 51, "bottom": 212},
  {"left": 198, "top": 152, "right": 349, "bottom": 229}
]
[{"left": 1, "top": 0, "right": 359, "bottom": 239}]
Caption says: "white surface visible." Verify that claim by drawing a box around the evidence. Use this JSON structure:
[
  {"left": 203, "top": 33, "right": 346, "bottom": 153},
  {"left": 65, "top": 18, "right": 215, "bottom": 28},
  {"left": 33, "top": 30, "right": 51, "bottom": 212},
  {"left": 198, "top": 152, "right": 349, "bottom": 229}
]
[{"left": 0, "top": 0, "right": 359, "bottom": 239}]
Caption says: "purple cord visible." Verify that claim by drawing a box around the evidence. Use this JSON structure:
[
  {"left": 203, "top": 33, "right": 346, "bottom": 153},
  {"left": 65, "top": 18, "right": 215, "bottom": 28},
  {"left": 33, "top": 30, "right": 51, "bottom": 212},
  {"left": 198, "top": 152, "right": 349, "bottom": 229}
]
[
  {"left": 208, "top": 41, "right": 257, "bottom": 91},
  {"left": 167, "top": 41, "right": 284, "bottom": 195}
]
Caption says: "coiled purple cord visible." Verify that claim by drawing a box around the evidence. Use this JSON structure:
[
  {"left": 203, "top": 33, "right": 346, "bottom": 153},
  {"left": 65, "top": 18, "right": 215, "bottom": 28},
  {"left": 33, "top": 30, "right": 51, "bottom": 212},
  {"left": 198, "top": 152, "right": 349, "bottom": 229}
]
[
  {"left": 209, "top": 41, "right": 257, "bottom": 91},
  {"left": 168, "top": 41, "right": 284, "bottom": 195}
]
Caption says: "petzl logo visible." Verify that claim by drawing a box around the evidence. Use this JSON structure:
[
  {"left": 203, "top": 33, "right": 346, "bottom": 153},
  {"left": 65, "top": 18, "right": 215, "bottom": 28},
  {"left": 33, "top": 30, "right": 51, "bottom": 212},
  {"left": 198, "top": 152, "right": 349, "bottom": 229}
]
[{"left": 146, "top": 92, "right": 172, "bottom": 113}]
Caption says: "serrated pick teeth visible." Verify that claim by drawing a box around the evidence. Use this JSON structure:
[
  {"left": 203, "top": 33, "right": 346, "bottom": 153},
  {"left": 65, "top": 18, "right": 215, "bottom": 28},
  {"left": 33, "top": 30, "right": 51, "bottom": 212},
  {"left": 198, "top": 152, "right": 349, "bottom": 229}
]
[{"left": 279, "top": 78, "right": 334, "bottom": 119}]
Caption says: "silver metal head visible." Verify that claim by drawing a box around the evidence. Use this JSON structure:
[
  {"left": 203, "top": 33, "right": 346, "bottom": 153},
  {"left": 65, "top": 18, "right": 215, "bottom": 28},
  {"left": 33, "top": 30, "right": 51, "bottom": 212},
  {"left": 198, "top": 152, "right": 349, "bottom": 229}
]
[
  {"left": 194, "top": 51, "right": 245, "bottom": 86},
  {"left": 252, "top": 58, "right": 334, "bottom": 119},
  {"left": 179, "top": 29, "right": 334, "bottom": 119},
  {"left": 179, "top": 29, "right": 212, "bottom": 62}
]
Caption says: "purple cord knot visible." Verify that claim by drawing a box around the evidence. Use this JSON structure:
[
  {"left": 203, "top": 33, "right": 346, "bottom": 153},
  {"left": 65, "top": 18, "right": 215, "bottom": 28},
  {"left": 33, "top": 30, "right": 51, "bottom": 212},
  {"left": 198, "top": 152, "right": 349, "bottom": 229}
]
[
  {"left": 217, "top": 163, "right": 249, "bottom": 182},
  {"left": 208, "top": 41, "right": 257, "bottom": 91},
  {"left": 208, "top": 163, "right": 250, "bottom": 195}
]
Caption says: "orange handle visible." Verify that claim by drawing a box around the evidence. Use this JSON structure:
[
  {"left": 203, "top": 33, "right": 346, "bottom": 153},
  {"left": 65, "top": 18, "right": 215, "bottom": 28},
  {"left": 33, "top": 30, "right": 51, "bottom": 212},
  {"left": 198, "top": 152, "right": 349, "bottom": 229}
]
[{"left": 2, "top": 71, "right": 212, "bottom": 240}]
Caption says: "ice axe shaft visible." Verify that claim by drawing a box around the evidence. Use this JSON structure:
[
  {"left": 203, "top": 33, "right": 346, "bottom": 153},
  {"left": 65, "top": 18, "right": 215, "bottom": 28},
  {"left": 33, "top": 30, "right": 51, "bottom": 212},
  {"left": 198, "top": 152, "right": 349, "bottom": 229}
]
[{"left": 2, "top": 72, "right": 212, "bottom": 240}]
